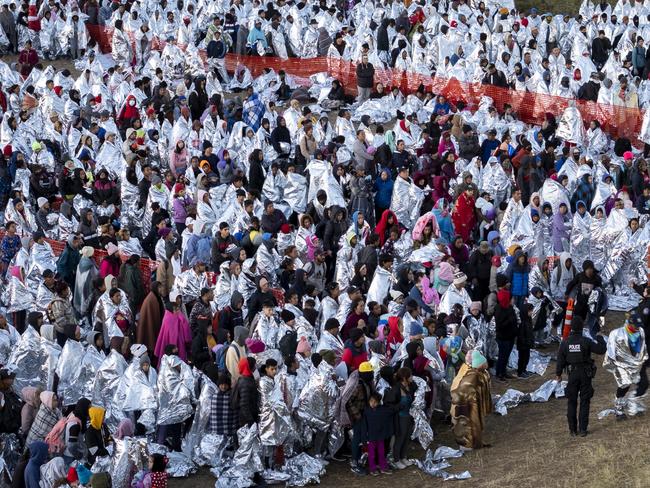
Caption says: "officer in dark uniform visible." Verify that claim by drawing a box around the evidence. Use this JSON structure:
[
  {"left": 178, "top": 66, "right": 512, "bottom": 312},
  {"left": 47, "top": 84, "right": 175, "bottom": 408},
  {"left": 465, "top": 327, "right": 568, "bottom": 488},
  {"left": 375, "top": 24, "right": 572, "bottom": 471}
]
[
  {"left": 636, "top": 287, "right": 650, "bottom": 396},
  {"left": 556, "top": 315, "right": 607, "bottom": 437}
]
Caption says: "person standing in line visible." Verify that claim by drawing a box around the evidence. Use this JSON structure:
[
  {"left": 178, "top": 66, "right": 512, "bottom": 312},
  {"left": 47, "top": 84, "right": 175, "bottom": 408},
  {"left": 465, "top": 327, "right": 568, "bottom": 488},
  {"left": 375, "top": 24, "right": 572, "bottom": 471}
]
[{"left": 356, "top": 54, "right": 375, "bottom": 104}]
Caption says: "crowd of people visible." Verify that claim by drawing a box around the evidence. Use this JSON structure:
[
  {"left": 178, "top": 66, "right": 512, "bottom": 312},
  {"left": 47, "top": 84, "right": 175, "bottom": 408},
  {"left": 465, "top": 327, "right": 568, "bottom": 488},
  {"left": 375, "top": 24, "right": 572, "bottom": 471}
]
[
  {"left": 6, "top": 0, "right": 650, "bottom": 107},
  {"left": 0, "top": 0, "right": 650, "bottom": 486}
]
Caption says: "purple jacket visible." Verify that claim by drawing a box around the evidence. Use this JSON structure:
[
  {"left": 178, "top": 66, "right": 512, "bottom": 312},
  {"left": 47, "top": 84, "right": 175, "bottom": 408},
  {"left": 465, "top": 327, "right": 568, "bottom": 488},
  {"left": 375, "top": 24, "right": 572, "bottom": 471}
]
[
  {"left": 173, "top": 195, "right": 193, "bottom": 224},
  {"left": 552, "top": 211, "right": 571, "bottom": 252}
]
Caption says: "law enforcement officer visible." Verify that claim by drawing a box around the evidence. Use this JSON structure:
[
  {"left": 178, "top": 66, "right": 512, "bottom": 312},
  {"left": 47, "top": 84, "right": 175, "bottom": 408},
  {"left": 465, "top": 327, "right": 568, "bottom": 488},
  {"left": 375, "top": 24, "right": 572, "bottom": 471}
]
[{"left": 556, "top": 315, "right": 607, "bottom": 437}]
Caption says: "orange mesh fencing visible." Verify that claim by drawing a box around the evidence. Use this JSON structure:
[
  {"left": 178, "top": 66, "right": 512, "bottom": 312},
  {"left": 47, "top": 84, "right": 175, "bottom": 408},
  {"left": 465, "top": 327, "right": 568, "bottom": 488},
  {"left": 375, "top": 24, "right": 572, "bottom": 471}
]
[
  {"left": 85, "top": 24, "right": 645, "bottom": 142},
  {"left": 26, "top": 235, "right": 286, "bottom": 308},
  {"left": 46, "top": 238, "right": 158, "bottom": 292}
]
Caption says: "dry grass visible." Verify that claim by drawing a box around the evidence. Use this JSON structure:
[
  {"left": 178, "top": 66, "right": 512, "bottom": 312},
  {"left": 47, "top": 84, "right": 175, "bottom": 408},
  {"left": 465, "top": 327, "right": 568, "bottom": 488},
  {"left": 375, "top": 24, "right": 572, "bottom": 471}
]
[{"left": 514, "top": 0, "right": 616, "bottom": 15}]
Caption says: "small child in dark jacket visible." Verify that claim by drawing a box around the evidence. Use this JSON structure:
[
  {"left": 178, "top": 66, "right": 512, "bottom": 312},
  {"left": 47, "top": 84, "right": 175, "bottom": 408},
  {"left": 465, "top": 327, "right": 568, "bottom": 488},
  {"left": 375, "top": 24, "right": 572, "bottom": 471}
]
[{"left": 363, "top": 393, "right": 394, "bottom": 475}]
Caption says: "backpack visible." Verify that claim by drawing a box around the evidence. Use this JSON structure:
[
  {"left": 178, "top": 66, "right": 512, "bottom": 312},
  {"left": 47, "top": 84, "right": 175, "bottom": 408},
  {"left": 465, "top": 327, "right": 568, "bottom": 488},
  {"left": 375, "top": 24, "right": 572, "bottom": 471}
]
[
  {"left": 46, "top": 299, "right": 58, "bottom": 323},
  {"left": 278, "top": 330, "right": 298, "bottom": 358},
  {"left": 45, "top": 413, "right": 80, "bottom": 455},
  {"left": 216, "top": 342, "right": 240, "bottom": 372}
]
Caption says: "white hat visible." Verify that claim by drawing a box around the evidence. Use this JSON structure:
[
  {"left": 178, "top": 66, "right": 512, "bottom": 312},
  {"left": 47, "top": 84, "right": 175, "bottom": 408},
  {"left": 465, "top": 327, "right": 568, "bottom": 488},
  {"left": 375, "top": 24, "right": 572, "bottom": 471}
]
[
  {"left": 130, "top": 343, "right": 147, "bottom": 358},
  {"left": 106, "top": 242, "right": 118, "bottom": 255},
  {"left": 81, "top": 246, "right": 95, "bottom": 258},
  {"left": 37, "top": 197, "right": 48, "bottom": 208},
  {"left": 185, "top": 217, "right": 195, "bottom": 227},
  {"left": 389, "top": 289, "right": 404, "bottom": 300},
  {"left": 453, "top": 271, "right": 467, "bottom": 286},
  {"left": 170, "top": 289, "right": 181, "bottom": 303}
]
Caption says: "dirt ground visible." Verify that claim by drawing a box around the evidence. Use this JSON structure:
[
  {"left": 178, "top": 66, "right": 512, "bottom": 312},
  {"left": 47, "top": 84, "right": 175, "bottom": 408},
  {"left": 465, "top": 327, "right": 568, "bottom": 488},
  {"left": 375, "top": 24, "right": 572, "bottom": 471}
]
[{"left": 168, "top": 310, "right": 650, "bottom": 488}]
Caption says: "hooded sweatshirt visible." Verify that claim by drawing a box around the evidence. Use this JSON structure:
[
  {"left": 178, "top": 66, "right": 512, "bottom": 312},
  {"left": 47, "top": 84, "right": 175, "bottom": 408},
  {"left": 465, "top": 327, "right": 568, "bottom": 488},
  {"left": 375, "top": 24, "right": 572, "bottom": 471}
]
[
  {"left": 24, "top": 441, "right": 48, "bottom": 488},
  {"left": 85, "top": 406, "right": 108, "bottom": 463},
  {"left": 226, "top": 325, "right": 248, "bottom": 382},
  {"left": 551, "top": 251, "right": 577, "bottom": 299},
  {"left": 495, "top": 289, "right": 518, "bottom": 341},
  {"left": 234, "top": 357, "right": 259, "bottom": 427},
  {"left": 220, "top": 290, "right": 244, "bottom": 334}
]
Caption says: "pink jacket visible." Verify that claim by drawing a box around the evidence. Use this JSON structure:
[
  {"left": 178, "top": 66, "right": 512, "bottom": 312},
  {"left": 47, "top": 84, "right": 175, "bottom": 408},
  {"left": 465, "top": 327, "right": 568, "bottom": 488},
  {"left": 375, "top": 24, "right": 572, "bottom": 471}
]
[
  {"left": 169, "top": 149, "right": 189, "bottom": 177},
  {"left": 154, "top": 310, "right": 192, "bottom": 364},
  {"left": 421, "top": 276, "right": 440, "bottom": 306},
  {"left": 412, "top": 212, "right": 440, "bottom": 241}
]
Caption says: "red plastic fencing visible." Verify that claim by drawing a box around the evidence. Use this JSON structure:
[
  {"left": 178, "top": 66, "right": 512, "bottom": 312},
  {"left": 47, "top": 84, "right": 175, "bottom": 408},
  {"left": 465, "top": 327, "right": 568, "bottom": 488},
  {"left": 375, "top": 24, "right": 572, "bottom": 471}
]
[
  {"left": 45, "top": 239, "right": 286, "bottom": 306},
  {"left": 85, "top": 24, "right": 645, "bottom": 142},
  {"left": 45, "top": 238, "right": 158, "bottom": 293},
  {"left": 34, "top": 236, "right": 287, "bottom": 306}
]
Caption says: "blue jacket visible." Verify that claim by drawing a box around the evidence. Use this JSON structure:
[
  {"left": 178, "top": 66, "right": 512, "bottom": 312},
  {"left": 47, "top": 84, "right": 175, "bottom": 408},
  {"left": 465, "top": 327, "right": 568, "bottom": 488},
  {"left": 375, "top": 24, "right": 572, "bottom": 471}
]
[
  {"left": 374, "top": 171, "right": 394, "bottom": 209},
  {"left": 506, "top": 251, "right": 530, "bottom": 297},
  {"left": 247, "top": 27, "right": 268, "bottom": 48},
  {"left": 25, "top": 442, "right": 48, "bottom": 488},
  {"left": 480, "top": 139, "right": 499, "bottom": 165},
  {"left": 408, "top": 285, "right": 434, "bottom": 315},
  {"left": 184, "top": 233, "right": 212, "bottom": 267}
]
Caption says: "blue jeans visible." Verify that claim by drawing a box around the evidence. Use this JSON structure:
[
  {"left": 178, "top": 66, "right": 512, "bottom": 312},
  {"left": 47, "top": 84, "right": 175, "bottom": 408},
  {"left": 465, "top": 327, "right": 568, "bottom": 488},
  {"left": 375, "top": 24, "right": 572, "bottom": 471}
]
[{"left": 496, "top": 339, "right": 514, "bottom": 378}]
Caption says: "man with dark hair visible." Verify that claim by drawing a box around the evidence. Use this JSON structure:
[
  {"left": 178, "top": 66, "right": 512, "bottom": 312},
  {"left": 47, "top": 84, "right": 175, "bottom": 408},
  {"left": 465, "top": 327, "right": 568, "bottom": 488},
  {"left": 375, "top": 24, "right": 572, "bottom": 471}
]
[
  {"left": 482, "top": 63, "right": 507, "bottom": 87},
  {"left": 189, "top": 287, "right": 214, "bottom": 334},
  {"left": 357, "top": 233, "right": 380, "bottom": 277},
  {"left": 18, "top": 40, "right": 38, "bottom": 76},
  {"left": 211, "top": 222, "right": 235, "bottom": 269}
]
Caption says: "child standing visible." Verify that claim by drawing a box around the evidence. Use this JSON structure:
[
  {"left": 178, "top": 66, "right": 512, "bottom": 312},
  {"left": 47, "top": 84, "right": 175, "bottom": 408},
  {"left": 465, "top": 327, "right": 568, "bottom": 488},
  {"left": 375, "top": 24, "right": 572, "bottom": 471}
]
[
  {"left": 144, "top": 454, "right": 168, "bottom": 488},
  {"left": 363, "top": 392, "right": 394, "bottom": 476}
]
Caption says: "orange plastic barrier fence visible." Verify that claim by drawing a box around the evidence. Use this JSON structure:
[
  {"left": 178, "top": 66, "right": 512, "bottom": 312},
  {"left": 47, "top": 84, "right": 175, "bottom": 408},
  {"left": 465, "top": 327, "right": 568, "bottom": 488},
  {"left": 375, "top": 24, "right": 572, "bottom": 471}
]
[
  {"left": 85, "top": 24, "right": 646, "bottom": 142},
  {"left": 45, "top": 238, "right": 158, "bottom": 293}
]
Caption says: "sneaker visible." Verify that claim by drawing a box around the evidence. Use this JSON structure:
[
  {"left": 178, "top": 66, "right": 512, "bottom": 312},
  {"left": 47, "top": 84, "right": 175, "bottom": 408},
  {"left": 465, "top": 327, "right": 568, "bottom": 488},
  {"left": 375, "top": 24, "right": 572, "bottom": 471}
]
[
  {"left": 495, "top": 376, "right": 507, "bottom": 383},
  {"left": 371, "top": 470, "right": 380, "bottom": 477},
  {"left": 569, "top": 431, "right": 577, "bottom": 437},
  {"left": 329, "top": 454, "right": 345, "bottom": 462},
  {"left": 401, "top": 459, "right": 414, "bottom": 467},
  {"left": 380, "top": 469, "right": 393, "bottom": 475},
  {"left": 579, "top": 431, "right": 588, "bottom": 437},
  {"left": 351, "top": 465, "right": 367, "bottom": 476},
  {"left": 393, "top": 461, "right": 406, "bottom": 470},
  {"left": 518, "top": 372, "right": 533, "bottom": 379}
]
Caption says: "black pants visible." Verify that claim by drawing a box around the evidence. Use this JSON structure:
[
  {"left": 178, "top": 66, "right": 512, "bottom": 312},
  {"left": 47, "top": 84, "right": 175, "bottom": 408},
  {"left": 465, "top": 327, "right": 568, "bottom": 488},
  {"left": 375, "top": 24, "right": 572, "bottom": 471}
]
[
  {"left": 375, "top": 203, "right": 388, "bottom": 225},
  {"left": 12, "top": 310, "right": 26, "bottom": 334},
  {"left": 56, "top": 331, "right": 68, "bottom": 348},
  {"left": 351, "top": 419, "right": 364, "bottom": 462},
  {"left": 496, "top": 339, "right": 514, "bottom": 378},
  {"left": 637, "top": 360, "right": 649, "bottom": 396},
  {"left": 392, "top": 415, "right": 413, "bottom": 460},
  {"left": 157, "top": 422, "right": 182, "bottom": 451},
  {"left": 566, "top": 368, "right": 594, "bottom": 433},
  {"left": 517, "top": 347, "right": 530, "bottom": 375}
]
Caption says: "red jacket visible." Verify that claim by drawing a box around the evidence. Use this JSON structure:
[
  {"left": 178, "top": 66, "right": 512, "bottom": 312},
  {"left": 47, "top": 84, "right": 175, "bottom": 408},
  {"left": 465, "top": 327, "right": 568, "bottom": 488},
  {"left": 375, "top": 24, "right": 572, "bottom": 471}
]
[
  {"left": 342, "top": 347, "right": 368, "bottom": 372},
  {"left": 452, "top": 192, "right": 476, "bottom": 242}
]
